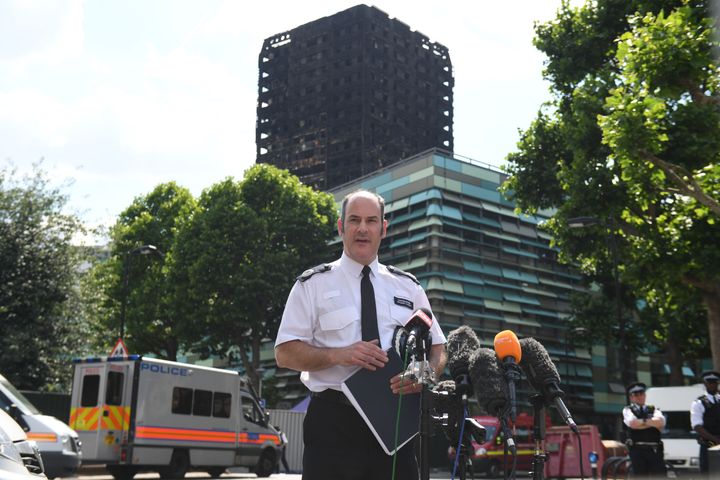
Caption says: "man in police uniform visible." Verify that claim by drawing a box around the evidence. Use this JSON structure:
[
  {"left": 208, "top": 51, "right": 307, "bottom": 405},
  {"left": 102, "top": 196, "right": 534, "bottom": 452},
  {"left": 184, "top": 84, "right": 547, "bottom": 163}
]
[
  {"left": 622, "top": 382, "right": 666, "bottom": 477},
  {"left": 691, "top": 370, "right": 720, "bottom": 473},
  {"left": 275, "top": 189, "right": 447, "bottom": 480}
]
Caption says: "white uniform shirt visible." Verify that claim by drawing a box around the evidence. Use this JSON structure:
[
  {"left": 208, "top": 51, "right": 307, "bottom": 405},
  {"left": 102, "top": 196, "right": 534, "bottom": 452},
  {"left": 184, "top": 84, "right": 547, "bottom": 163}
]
[
  {"left": 275, "top": 253, "right": 446, "bottom": 392},
  {"left": 691, "top": 391, "right": 720, "bottom": 428},
  {"left": 623, "top": 403, "right": 665, "bottom": 428}
]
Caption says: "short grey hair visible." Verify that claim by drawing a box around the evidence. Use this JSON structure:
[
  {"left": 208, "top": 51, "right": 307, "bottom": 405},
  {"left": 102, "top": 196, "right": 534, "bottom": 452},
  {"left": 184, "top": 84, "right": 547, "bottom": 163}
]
[{"left": 340, "top": 189, "right": 385, "bottom": 227}]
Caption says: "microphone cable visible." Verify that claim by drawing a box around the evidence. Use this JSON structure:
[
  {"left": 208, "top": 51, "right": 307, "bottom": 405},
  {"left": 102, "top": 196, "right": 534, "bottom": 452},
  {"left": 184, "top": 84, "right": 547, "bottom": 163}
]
[
  {"left": 500, "top": 411, "right": 518, "bottom": 480},
  {"left": 575, "top": 427, "right": 586, "bottom": 480},
  {"left": 391, "top": 344, "right": 412, "bottom": 480},
  {"left": 450, "top": 406, "right": 468, "bottom": 480}
]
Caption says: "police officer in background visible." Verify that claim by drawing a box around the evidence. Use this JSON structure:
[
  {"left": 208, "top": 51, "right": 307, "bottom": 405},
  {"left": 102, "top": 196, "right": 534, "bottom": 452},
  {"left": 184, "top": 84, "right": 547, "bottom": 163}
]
[
  {"left": 275, "top": 189, "right": 447, "bottom": 480},
  {"left": 623, "top": 382, "right": 666, "bottom": 477},
  {"left": 691, "top": 370, "right": 720, "bottom": 473}
]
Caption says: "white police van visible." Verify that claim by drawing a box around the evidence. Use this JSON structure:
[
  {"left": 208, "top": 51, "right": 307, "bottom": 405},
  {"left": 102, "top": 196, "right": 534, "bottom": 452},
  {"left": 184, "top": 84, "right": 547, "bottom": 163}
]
[
  {"left": 69, "top": 355, "right": 281, "bottom": 480},
  {"left": 0, "top": 373, "right": 81, "bottom": 479},
  {"left": 645, "top": 384, "right": 705, "bottom": 471},
  {"left": 0, "top": 406, "right": 46, "bottom": 479}
]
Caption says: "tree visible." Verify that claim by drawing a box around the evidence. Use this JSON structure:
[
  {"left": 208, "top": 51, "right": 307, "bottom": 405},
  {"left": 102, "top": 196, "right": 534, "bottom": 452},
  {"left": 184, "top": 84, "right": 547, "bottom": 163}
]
[
  {"left": 0, "top": 163, "right": 88, "bottom": 390},
  {"left": 503, "top": 0, "right": 718, "bottom": 377},
  {"left": 173, "top": 164, "right": 337, "bottom": 391},
  {"left": 97, "top": 182, "right": 198, "bottom": 360}
]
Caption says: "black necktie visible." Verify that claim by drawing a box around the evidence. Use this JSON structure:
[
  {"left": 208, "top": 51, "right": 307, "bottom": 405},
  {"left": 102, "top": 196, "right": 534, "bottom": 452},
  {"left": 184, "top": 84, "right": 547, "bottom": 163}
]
[{"left": 361, "top": 265, "right": 379, "bottom": 341}]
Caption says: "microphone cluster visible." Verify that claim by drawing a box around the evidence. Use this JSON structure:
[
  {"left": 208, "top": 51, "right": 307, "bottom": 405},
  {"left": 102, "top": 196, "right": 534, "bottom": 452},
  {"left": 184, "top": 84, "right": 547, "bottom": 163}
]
[{"left": 444, "top": 326, "right": 577, "bottom": 432}]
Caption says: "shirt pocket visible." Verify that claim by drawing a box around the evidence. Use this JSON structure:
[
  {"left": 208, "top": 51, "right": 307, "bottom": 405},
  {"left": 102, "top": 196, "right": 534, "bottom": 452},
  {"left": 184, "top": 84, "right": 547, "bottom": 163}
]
[{"left": 317, "top": 306, "right": 358, "bottom": 347}]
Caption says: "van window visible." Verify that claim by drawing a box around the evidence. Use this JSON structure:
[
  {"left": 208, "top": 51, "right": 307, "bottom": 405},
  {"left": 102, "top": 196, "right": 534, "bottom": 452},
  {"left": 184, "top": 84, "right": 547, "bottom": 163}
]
[
  {"left": 483, "top": 425, "right": 497, "bottom": 444},
  {"left": 663, "top": 412, "right": 696, "bottom": 438},
  {"left": 81, "top": 375, "right": 100, "bottom": 407},
  {"left": 193, "top": 389, "right": 212, "bottom": 416},
  {"left": 515, "top": 427, "right": 531, "bottom": 443},
  {"left": 105, "top": 372, "right": 124, "bottom": 405},
  {"left": 0, "top": 376, "right": 41, "bottom": 414},
  {"left": 172, "top": 387, "right": 192, "bottom": 414},
  {"left": 213, "top": 392, "right": 232, "bottom": 418},
  {"left": 241, "top": 394, "right": 265, "bottom": 425}
]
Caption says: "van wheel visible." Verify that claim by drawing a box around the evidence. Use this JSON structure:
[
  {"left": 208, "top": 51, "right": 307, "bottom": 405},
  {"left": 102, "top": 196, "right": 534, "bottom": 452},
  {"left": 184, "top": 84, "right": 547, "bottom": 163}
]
[
  {"left": 159, "top": 449, "right": 189, "bottom": 479},
  {"left": 487, "top": 461, "right": 500, "bottom": 478},
  {"left": 254, "top": 449, "right": 276, "bottom": 478},
  {"left": 107, "top": 465, "right": 136, "bottom": 480},
  {"left": 208, "top": 466, "right": 226, "bottom": 477}
]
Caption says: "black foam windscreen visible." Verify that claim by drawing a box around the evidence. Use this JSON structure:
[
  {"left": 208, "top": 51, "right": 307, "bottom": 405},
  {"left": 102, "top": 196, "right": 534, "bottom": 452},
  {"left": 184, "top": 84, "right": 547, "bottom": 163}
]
[
  {"left": 469, "top": 347, "right": 509, "bottom": 415},
  {"left": 447, "top": 326, "right": 480, "bottom": 378},
  {"left": 519, "top": 337, "right": 561, "bottom": 393}
]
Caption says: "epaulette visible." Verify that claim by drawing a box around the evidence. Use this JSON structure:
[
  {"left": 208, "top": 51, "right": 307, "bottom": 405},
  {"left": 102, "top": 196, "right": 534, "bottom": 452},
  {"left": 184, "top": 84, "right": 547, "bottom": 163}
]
[
  {"left": 297, "top": 264, "right": 332, "bottom": 282},
  {"left": 387, "top": 265, "right": 420, "bottom": 285}
]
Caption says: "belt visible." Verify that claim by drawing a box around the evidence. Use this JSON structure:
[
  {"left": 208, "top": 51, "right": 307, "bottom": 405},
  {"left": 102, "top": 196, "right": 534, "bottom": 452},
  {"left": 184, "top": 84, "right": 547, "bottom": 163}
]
[
  {"left": 634, "top": 442, "right": 661, "bottom": 447},
  {"left": 311, "top": 389, "right": 353, "bottom": 406}
]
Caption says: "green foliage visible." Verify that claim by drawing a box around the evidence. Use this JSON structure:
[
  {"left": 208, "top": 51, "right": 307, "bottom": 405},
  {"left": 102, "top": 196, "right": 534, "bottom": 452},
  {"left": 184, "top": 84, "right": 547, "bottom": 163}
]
[
  {"left": 0, "top": 164, "right": 89, "bottom": 390},
  {"left": 98, "top": 182, "right": 198, "bottom": 360},
  {"left": 173, "top": 164, "right": 337, "bottom": 387},
  {"left": 504, "top": 0, "right": 720, "bottom": 375},
  {"left": 88, "top": 164, "right": 337, "bottom": 392}
]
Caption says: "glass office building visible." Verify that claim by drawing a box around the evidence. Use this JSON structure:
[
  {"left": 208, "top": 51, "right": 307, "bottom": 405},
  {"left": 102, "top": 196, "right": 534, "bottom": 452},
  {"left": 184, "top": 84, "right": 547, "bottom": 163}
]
[{"left": 330, "top": 149, "right": 607, "bottom": 422}]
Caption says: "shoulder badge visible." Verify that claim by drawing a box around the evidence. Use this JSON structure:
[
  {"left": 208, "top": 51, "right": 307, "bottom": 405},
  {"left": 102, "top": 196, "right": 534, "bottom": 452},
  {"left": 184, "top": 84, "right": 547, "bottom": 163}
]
[
  {"left": 387, "top": 265, "right": 420, "bottom": 285},
  {"left": 297, "top": 263, "right": 332, "bottom": 282}
]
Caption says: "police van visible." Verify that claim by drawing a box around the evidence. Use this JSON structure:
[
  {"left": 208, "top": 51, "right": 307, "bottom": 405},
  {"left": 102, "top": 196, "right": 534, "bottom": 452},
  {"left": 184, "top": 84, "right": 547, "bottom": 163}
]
[
  {"left": 69, "top": 355, "right": 281, "bottom": 479},
  {"left": 0, "top": 373, "right": 81, "bottom": 479},
  {"left": 645, "top": 384, "right": 705, "bottom": 471}
]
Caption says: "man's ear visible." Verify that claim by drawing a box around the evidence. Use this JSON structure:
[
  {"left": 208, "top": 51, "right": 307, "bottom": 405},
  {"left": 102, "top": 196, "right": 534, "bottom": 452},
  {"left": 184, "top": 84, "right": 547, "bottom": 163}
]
[
  {"left": 337, "top": 217, "right": 344, "bottom": 235},
  {"left": 381, "top": 219, "right": 388, "bottom": 238}
]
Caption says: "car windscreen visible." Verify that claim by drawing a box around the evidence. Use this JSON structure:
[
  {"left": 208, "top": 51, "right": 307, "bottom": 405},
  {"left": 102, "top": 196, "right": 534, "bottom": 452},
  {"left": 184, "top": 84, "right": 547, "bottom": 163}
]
[{"left": 0, "top": 376, "right": 41, "bottom": 415}]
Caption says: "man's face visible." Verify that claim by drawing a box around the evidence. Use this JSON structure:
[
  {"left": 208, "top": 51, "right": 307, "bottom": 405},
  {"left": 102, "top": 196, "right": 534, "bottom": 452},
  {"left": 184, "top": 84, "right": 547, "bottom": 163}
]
[
  {"left": 706, "top": 380, "right": 718, "bottom": 394},
  {"left": 629, "top": 391, "right": 646, "bottom": 405},
  {"left": 338, "top": 193, "right": 387, "bottom": 265}
]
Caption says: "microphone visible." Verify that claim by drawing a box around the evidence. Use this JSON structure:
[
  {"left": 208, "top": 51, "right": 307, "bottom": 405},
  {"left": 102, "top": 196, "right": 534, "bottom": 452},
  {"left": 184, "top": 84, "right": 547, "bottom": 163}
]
[
  {"left": 393, "top": 308, "right": 434, "bottom": 384},
  {"left": 446, "top": 326, "right": 480, "bottom": 400},
  {"left": 494, "top": 330, "right": 522, "bottom": 422},
  {"left": 469, "top": 347, "right": 516, "bottom": 454},
  {"left": 519, "top": 337, "right": 579, "bottom": 433},
  {"left": 405, "top": 307, "right": 433, "bottom": 352}
]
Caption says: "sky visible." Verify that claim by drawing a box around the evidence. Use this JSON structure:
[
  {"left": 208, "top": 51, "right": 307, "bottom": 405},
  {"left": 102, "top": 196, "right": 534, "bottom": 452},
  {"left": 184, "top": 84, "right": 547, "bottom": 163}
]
[{"left": 0, "top": 0, "right": 578, "bottom": 242}]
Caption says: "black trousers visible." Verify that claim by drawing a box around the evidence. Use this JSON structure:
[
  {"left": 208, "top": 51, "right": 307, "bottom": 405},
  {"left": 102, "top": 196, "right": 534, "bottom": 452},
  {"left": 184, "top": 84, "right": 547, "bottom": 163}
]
[
  {"left": 700, "top": 443, "right": 708, "bottom": 473},
  {"left": 302, "top": 394, "right": 419, "bottom": 480},
  {"left": 628, "top": 445, "right": 665, "bottom": 476}
]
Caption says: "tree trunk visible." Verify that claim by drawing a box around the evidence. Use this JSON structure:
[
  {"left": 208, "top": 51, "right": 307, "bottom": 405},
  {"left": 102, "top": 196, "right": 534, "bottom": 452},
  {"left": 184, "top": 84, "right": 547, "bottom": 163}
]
[
  {"left": 666, "top": 339, "right": 684, "bottom": 386},
  {"left": 701, "top": 286, "right": 720, "bottom": 370}
]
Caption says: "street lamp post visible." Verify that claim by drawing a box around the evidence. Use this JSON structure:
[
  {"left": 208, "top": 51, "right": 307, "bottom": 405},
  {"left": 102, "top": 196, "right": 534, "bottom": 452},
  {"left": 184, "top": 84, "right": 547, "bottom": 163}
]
[
  {"left": 119, "top": 244, "right": 164, "bottom": 339},
  {"left": 256, "top": 367, "right": 267, "bottom": 399},
  {"left": 567, "top": 217, "right": 630, "bottom": 387}
]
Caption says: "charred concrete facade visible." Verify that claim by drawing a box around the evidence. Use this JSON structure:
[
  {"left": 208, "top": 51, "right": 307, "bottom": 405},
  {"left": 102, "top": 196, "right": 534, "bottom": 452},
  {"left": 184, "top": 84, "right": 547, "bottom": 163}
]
[{"left": 256, "top": 4, "right": 453, "bottom": 190}]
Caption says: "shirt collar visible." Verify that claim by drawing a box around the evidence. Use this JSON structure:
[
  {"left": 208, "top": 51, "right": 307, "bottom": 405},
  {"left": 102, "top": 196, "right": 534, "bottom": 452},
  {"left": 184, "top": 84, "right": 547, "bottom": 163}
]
[{"left": 340, "top": 252, "right": 379, "bottom": 277}]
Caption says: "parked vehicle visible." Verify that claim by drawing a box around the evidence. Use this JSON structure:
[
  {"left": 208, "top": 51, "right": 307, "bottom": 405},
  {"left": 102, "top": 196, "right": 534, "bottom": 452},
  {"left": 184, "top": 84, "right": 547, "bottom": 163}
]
[
  {"left": 0, "top": 374, "right": 81, "bottom": 479},
  {"left": 448, "top": 413, "right": 540, "bottom": 477},
  {"left": 69, "top": 355, "right": 281, "bottom": 480},
  {"left": 0, "top": 406, "right": 47, "bottom": 479},
  {"left": 645, "top": 384, "right": 705, "bottom": 471}
]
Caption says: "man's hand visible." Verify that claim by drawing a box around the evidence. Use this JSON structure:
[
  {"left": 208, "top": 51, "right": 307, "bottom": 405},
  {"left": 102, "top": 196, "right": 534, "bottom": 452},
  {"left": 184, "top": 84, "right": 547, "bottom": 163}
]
[
  {"left": 335, "top": 339, "right": 388, "bottom": 371},
  {"left": 389, "top": 373, "right": 423, "bottom": 395}
]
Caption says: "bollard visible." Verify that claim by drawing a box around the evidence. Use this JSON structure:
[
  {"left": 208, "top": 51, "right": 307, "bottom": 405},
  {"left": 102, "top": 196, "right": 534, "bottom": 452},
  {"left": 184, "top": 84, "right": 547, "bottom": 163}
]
[{"left": 588, "top": 450, "right": 599, "bottom": 479}]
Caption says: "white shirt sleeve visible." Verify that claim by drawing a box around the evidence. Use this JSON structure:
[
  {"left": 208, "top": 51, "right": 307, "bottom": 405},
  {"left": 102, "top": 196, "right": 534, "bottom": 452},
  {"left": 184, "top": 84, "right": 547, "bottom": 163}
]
[
  {"left": 275, "top": 281, "right": 315, "bottom": 347},
  {"left": 691, "top": 398, "right": 706, "bottom": 429},
  {"left": 652, "top": 407, "right": 666, "bottom": 428},
  {"left": 623, "top": 406, "right": 636, "bottom": 428}
]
